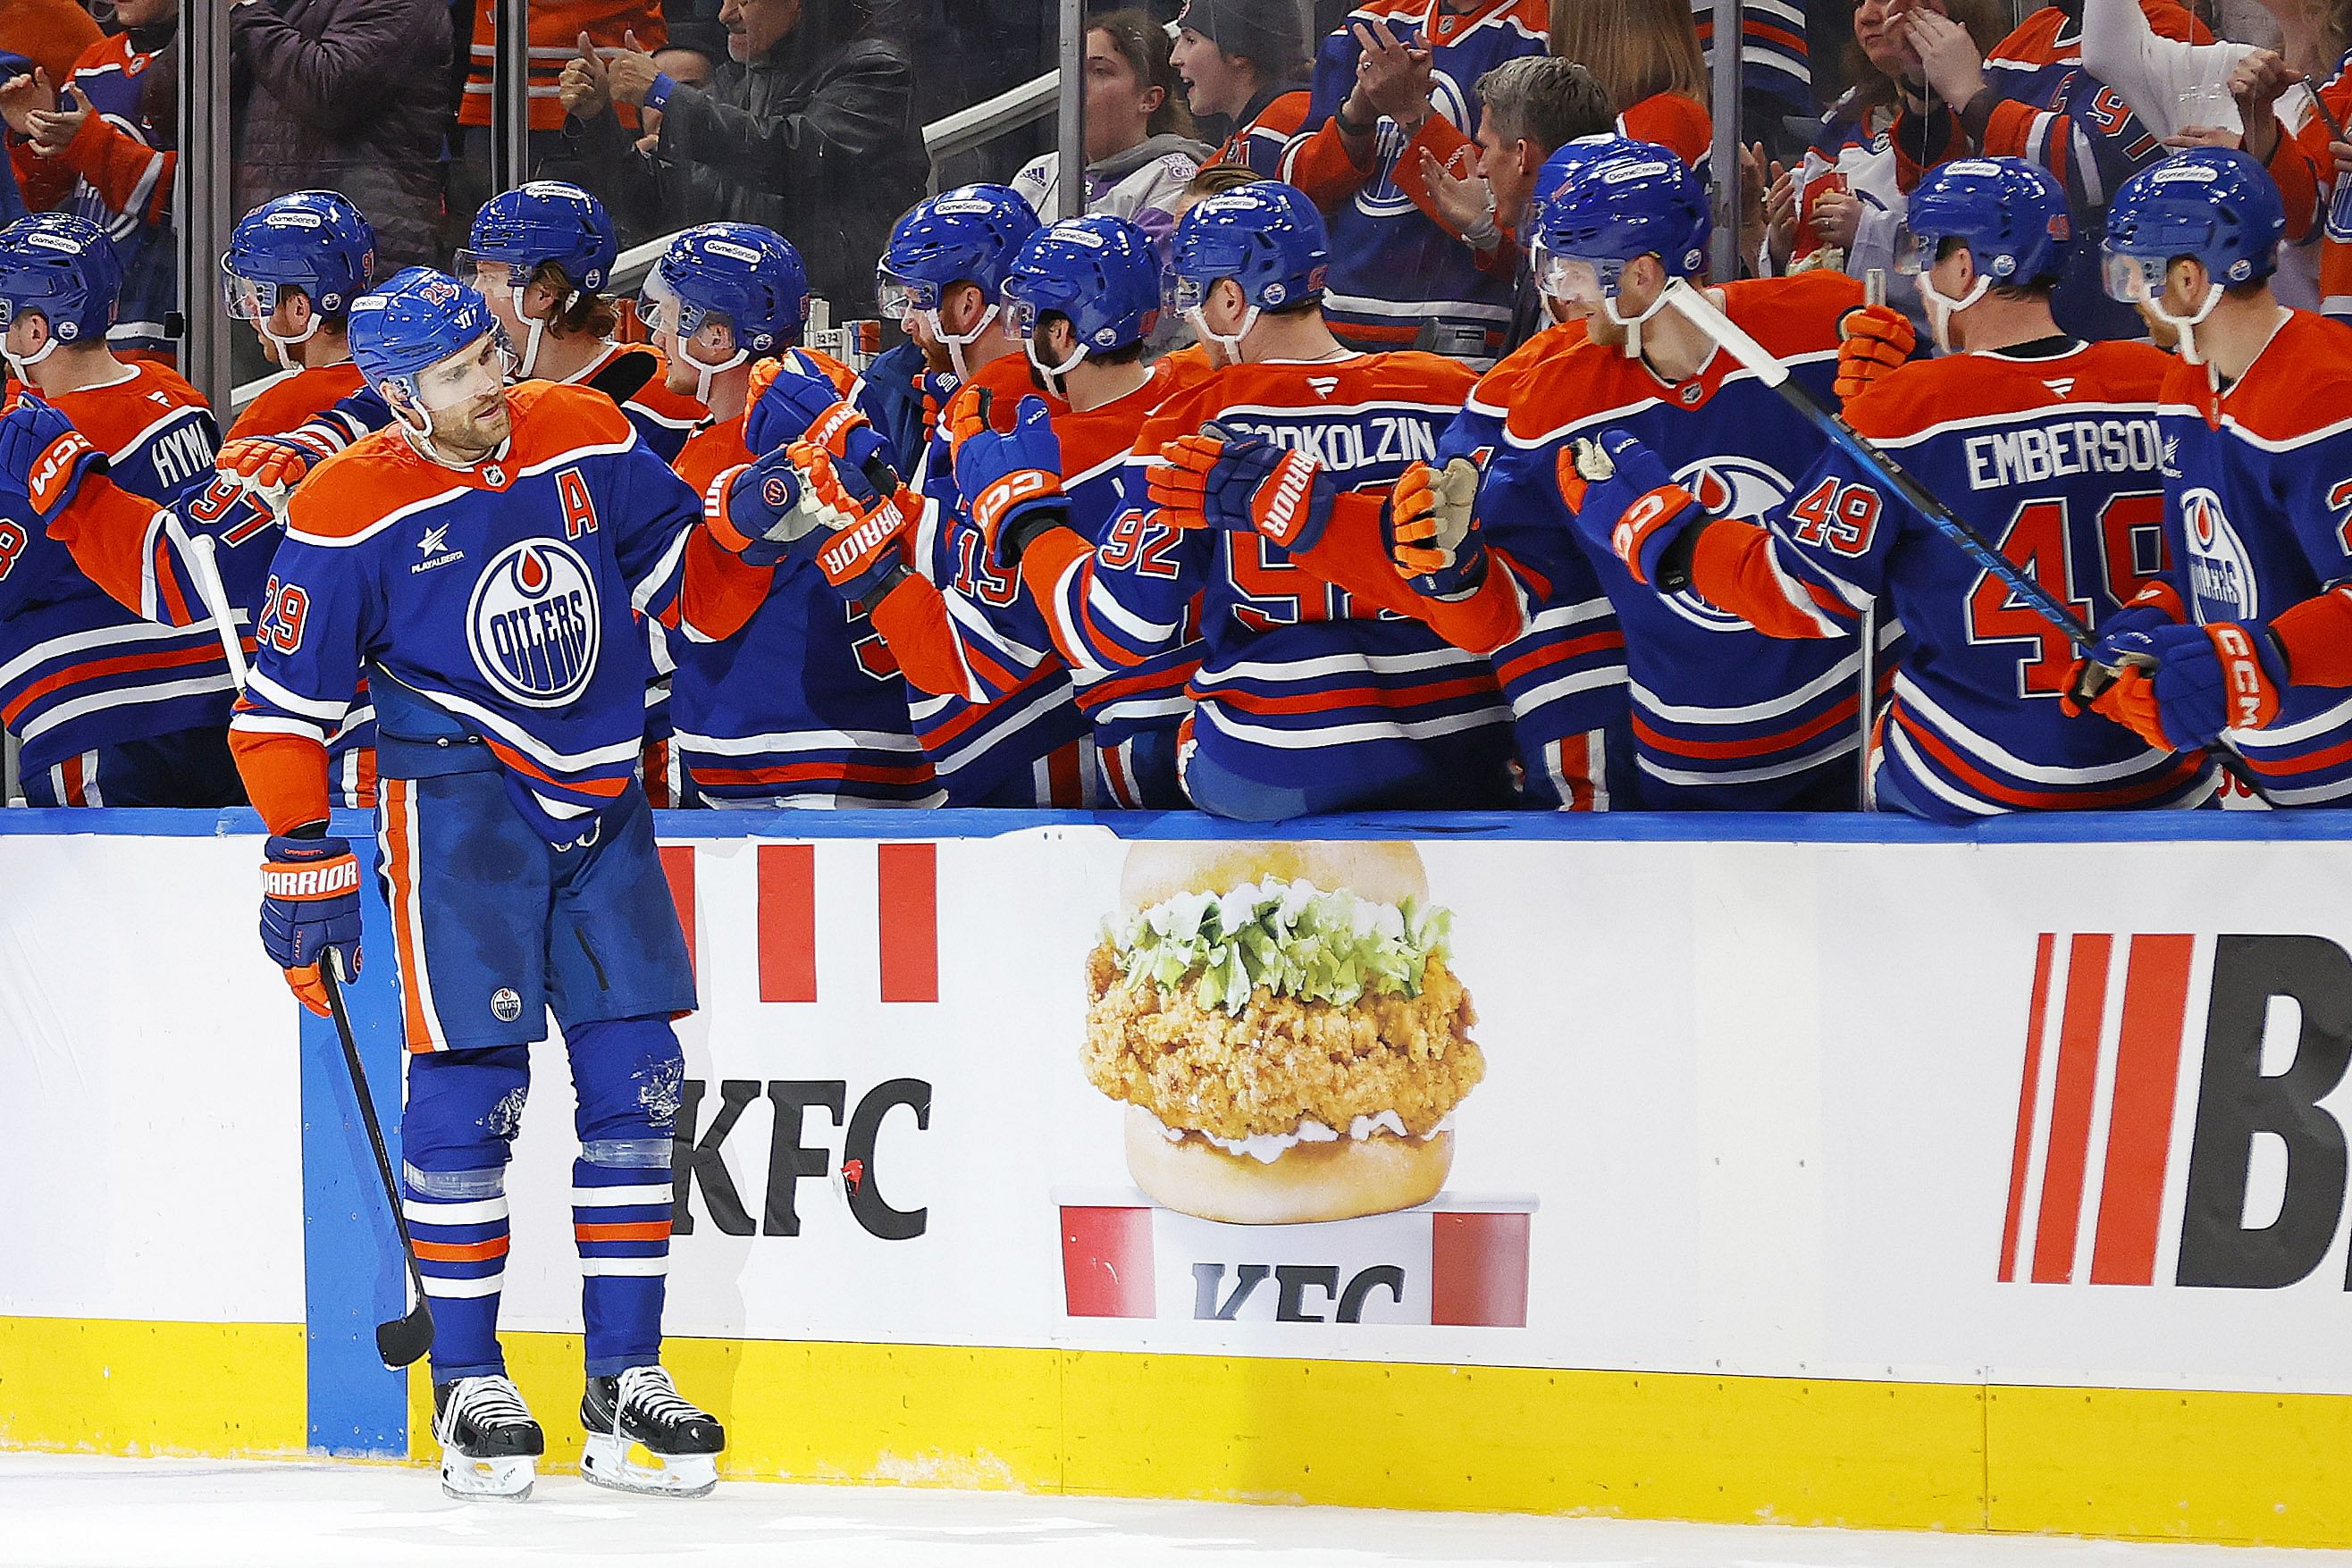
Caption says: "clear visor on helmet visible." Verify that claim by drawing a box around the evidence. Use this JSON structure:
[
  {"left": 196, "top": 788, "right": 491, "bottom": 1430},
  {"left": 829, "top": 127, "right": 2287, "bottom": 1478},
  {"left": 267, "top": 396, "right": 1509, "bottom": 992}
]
[
  {"left": 1531, "top": 247, "right": 1607, "bottom": 306},
  {"left": 1002, "top": 281, "right": 1046, "bottom": 343},
  {"left": 221, "top": 264, "right": 296, "bottom": 323},
  {"left": 637, "top": 272, "right": 694, "bottom": 339},
  {"left": 1894, "top": 225, "right": 1935, "bottom": 277},
  {"left": 1172, "top": 273, "right": 1215, "bottom": 315},
  {"left": 398, "top": 331, "right": 517, "bottom": 415},
  {"left": 451, "top": 249, "right": 524, "bottom": 296},
  {"left": 876, "top": 267, "right": 937, "bottom": 322},
  {"left": 2104, "top": 250, "right": 2166, "bottom": 305}
]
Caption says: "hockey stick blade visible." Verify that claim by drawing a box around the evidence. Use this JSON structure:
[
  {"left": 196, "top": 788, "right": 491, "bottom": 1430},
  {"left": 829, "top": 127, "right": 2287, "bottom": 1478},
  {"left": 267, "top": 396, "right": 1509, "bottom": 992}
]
[
  {"left": 320, "top": 960, "right": 436, "bottom": 1368},
  {"left": 1659, "top": 280, "right": 2275, "bottom": 805}
]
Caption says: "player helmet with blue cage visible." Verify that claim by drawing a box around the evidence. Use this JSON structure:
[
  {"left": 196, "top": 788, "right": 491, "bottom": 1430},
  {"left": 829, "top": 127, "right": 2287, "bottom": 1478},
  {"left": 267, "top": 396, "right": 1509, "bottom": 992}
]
[
  {"left": 1170, "top": 180, "right": 1329, "bottom": 362},
  {"left": 641, "top": 222, "right": 810, "bottom": 403},
  {"left": 0, "top": 214, "right": 121, "bottom": 376},
  {"left": 1529, "top": 144, "right": 1709, "bottom": 356},
  {"left": 2104, "top": 147, "right": 2285, "bottom": 365},
  {"left": 1891, "top": 157, "right": 2070, "bottom": 352},
  {"left": 455, "top": 180, "right": 618, "bottom": 375},
  {"left": 349, "top": 267, "right": 517, "bottom": 448},
  {"left": 1001, "top": 214, "right": 1166, "bottom": 388},
  {"left": 878, "top": 184, "right": 1041, "bottom": 379},
  {"left": 222, "top": 190, "right": 379, "bottom": 369}
]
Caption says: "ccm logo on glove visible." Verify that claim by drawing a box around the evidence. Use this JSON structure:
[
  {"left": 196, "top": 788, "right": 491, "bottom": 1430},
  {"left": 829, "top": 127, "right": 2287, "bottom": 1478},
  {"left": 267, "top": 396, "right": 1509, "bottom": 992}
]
[
  {"left": 971, "top": 469, "right": 1054, "bottom": 532},
  {"left": 30, "top": 429, "right": 97, "bottom": 515},
  {"left": 1613, "top": 489, "right": 1682, "bottom": 565},
  {"left": 2213, "top": 624, "right": 2281, "bottom": 730},
  {"left": 263, "top": 855, "right": 362, "bottom": 900}
]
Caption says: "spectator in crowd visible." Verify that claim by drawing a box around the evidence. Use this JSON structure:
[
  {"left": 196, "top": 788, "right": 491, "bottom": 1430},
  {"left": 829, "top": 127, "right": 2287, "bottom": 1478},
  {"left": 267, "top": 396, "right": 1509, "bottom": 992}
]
[
  {"left": 1549, "top": 0, "right": 1713, "bottom": 166},
  {"left": 1012, "top": 10, "right": 1210, "bottom": 251},
  {"left": 1741, "top": 0, "right": 2004, "bottom": 331},
  {"left": 1404, "top": 55, "right": 1614, "bottom": 349},
  {"left": 1172, "top": 0, "right": 1313, "bottom": 174},
  {"left": 1692, "top": 0, "right": 1812, "bottom": 164},
  {"left": 1888, "top": 0, "right": 2206, "bottom": 339},
  {"left": 559, "top": 0, "right": 928, "bottom": 314},
  {"left": 228, "top": 0, "right": 454, "bottom": 274},
  {"left": 0, "top": 0, "right": 101, "bottom": 103},
  {"left": 1282, "top": 0, "right": 1550, "bottom": 365},
  {"left": 0, "top": 0, "right": 181, "bottom": 359},
  {"left": 452, "top": 0, "right": 666, "bottom": 210},
  {"left": 638, "top": 41, "right": 719, "bottom": 150}
]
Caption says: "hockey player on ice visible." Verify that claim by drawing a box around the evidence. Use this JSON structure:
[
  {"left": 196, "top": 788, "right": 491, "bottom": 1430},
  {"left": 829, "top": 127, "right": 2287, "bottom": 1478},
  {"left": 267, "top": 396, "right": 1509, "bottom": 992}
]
[
  {"left": 224, "top": 266, "right": 794, "bottom": 1501},
  {"left": 1559, "top": 155, "right": 2216, "bottom": 818},
  {"left": 2085, "top": 147, "right": 2352, "bottom": 804}
]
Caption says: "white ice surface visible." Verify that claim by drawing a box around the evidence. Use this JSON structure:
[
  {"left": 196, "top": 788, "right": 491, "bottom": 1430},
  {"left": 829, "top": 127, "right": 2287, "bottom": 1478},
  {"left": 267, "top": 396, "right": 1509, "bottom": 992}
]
[{"left": 0, "top": 1454, "right": 2344, "bottom": 1568}]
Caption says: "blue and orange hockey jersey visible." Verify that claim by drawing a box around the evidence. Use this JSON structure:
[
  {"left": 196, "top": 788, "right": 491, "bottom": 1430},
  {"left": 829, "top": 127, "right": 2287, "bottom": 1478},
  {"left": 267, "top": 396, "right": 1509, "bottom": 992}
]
[
  {"left": 664, "top": 359, "right": 940, "bottom": 809},
  {"left": 1017, "top": 350, "right": 1514, "bottom": 808},
  {"left": 2142, "top": 310, "right": 2352, "bottom": 804},
  {"left": 1679, "top": 337, "right": 2213, "bottom": 819},
  {"left": 226, "top": 382, "right": 770, "bottom": 840},
  {"left": 1491, "top": 273, "right": 1877, "bottom": 809},
  {"left": 1281, "top": 0, "right": 1548, "bottom": 364},
  {"left": 46, "top": 29, "right": 178, "bottom": 356}
]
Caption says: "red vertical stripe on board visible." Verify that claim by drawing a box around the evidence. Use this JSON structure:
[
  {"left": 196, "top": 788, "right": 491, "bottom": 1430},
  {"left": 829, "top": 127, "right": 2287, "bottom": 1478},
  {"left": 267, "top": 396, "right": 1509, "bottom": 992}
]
[
  {"left": 2032, "top": 933, "right": 2113, "bottom": 1283},
  {"left": 2089, "top": 934, "right": 2196, "bottom": 1285},
  {"left": 1060, "top": 1206, "right": 1155, "bottom": 1317},
  {"left": 878, "top": 843, "right": 938, "bottom": 1003},
  {"left": 659, "top": 845, "right": 697, "bottom": 977},
  {"left": 1999, "top": 933, "right": 2057, "bottom": 1282},
  {"left": 1431, "top": 1212, "right": 1532, "bottom": 1327},
  {"left": 758, "top": 843, "right": 819, "bottom": 1003}
]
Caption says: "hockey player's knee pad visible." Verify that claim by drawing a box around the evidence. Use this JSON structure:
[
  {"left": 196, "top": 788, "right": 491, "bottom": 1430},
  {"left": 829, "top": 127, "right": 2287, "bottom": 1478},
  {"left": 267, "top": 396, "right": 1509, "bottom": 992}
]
[
  {"left": 403, "top": 1044, "right": 531, "bottom": 1172},
  {"left": 567, "top": 1015, "right": 686, "bottom": 1153}
]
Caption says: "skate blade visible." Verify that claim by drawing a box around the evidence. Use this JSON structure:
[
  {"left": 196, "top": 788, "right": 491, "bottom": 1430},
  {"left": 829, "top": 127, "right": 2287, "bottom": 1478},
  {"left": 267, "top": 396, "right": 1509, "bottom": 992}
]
[
  {"left": 580, "top": 1434, "right": 718, "bottom": 1498},
  {"left": 440, "top": 1455, "right": 535, "bottom": 1502}
]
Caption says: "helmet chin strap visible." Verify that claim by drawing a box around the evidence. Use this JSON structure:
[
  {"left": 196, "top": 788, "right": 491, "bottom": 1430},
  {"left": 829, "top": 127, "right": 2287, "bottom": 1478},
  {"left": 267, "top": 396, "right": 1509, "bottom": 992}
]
[
  {"left": 677, "top": 336, "right": 747, "bottom": 405},
  {"left": 1, "top": 335, "right": 59, "bottom": 380},
  {"left": 928, "top": 302, "right": 1000, "bottom": 382},
  {"left": 1023, "top": 332, "right": 1088, "bottom": 396},
  {"left": 1600, "top": 280, "right": 1674, "bottom": 361},
  {"left": 2149, "top": 281, "right": 2225, "bottom": 366},
  {"left": 1185, "top": 302, "right": 1259, "bottom": 366},
  {"left": 261, "top": 314, "right": 322, "bottom": 371},
  {"left": 1919, "top": 272, "right": 1990, "bottom": 354},
  {"left": 508, "top": 283, "right": 579, "bottom": 378}
]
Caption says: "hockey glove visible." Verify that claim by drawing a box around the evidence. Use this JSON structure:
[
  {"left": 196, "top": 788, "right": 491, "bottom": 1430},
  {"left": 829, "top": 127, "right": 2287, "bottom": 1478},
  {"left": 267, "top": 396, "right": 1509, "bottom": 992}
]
[
  {"left": 715, "top": 447, "right": 827, "bottom": 569},
  {"left": 745, "top": 349, "right": 898, "bottom": 487},
  {"left": 1558, "top": 428, "right": 1706, "bottom": 588},
  {"left": 260, "top": 834, "right": 362, "bottom": 1019},
  {"left": 1385, "top": 457, "right": 1489, "bottom": 599},
  {"left": 1151, "top": 423, "right": 1334, "bottom": 551},
  {"left": 2090, "top": 621, "right": 2289, "bottom": 751},
  {"left": 216, "top": 426, "right": 339, "bottom": 508},
  {"left": 790, "top": 439, "right": 915, "bottom": 608},
  {"left": 2062, "top": 582, "right": 2185, "bottom": 715},
  {"left": 0, "top": 391, "right": 101, "bottom": 521},
  {"left": 1834, "top": 304, "right": 1916, "bottom": 404},
  {"left": 952, "top": 390, "right": 1070, "bottom": 571},
  {"left": 917, "top": 370, "right": 960, "bottom": 441}
]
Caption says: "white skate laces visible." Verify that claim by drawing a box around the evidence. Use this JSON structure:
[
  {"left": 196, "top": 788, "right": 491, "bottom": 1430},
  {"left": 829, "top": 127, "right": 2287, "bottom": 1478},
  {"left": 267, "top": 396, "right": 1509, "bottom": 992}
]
[
  {"left": 433, "top": 1374, "right": 542, "bottom": 1503},
  {"left": 578, "top": 1364, "right": 723, "bottom": 1498}
]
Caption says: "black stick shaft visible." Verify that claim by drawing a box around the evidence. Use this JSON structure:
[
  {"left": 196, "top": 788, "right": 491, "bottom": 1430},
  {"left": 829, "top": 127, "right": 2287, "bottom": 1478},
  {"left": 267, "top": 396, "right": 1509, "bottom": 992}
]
[{"left": 321, "top": 960, "right": 435, "bottom": 1363}]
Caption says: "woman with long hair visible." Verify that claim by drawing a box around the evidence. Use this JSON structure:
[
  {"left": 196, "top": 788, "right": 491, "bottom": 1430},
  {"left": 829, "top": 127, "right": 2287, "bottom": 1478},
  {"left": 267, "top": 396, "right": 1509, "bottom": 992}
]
[
  {"left": 1549, "top": 0, "right": 1712, "bottom": 164},
  {"left": 1012, "top": 9, "right": 1214, "bottom": 252}
]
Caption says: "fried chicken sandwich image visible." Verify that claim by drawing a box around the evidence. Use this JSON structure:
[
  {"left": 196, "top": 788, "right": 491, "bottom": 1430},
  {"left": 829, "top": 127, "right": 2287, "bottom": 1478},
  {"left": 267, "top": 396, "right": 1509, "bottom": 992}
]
[{"left": 1082, "top": 841, "right": 1483, "bottom": 1224}]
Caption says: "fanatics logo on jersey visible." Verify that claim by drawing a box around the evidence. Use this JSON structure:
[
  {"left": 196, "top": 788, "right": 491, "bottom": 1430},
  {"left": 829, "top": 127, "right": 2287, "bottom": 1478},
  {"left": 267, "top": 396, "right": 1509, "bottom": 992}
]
[
  {"left": 414, "top": 523, "right": 465, "bottom": 575},
  {"left": 465, "top": 540, "right": 601, "bottom": 708},
  {"left": 1306, "top": 376, "right": 1340, "bottom": 399},
  {"left": 490, "top": 986, "right": 523, "bottom": 1022}
]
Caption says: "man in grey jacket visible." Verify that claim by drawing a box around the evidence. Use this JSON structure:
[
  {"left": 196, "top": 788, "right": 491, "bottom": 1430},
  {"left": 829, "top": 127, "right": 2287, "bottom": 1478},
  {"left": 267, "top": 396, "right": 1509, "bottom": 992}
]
[{"left": 559, "top": 0, "right": 926, "bottom": 314}]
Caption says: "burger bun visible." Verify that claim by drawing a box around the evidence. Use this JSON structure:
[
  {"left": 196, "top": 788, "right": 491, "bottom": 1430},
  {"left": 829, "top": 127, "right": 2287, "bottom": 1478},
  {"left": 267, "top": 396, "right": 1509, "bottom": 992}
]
[{"left": 1123, "top": 1106, "right": 1453, "bottom": 1225}]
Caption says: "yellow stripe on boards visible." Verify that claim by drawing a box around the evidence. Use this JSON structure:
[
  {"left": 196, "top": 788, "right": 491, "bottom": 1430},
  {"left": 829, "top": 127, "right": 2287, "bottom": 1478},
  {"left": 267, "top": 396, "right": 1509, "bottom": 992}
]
[{"left": 0, "top": 1317, "right": 305, "bottom": 1456}]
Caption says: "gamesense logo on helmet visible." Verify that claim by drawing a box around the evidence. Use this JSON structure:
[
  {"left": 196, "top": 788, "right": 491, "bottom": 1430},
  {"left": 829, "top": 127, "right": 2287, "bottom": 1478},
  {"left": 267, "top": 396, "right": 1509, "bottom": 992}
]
[
  {"left": 2180, "top": 486, "right": 2259, "bottom": 622},
  {"left": 465, "top": 540, "right": 601, "bottom": 708}
]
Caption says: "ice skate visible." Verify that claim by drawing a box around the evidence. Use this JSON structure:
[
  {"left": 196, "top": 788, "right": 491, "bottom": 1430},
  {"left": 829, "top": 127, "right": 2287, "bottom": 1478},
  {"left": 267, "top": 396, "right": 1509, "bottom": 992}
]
[
  {"left": 578, "top": 1365, "right": 725, "bottom": 1497},
  {"left": 432, "top": 1374, "right": 542, "bottom": 1501}
]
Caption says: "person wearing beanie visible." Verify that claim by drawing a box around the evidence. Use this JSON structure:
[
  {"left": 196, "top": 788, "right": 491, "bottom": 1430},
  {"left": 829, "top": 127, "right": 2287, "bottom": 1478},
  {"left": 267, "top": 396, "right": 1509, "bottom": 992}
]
[{"left": 1172, "top": 0, "right": 1312, "bottom": 175}]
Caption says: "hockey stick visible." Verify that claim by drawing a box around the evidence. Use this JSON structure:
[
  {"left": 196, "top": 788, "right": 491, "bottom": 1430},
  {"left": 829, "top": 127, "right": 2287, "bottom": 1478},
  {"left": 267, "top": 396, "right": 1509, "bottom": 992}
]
[
  {"left": 1855, "top": 269, "right": 1887, "bottom": 809},
  {"left": 1660, "top": 279, "right": 2274, "bottom": 802},
  {"left": 320, "top": 958, "right": 437, "bottom": 1369},
  {"left": 160, "top": 514, "right": 249, "bottom": 691}
]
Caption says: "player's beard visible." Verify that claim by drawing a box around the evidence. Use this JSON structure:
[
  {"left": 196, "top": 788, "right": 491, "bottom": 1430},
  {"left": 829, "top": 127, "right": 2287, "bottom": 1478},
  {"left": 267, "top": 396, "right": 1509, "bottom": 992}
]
[{"left": 427, "top": 392, "right": 513, "bottom": 465}]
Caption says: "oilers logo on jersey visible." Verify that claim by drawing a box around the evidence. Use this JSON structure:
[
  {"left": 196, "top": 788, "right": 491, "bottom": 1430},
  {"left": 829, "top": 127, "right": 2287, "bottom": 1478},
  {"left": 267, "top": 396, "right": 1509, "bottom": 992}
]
[
  {"left": 1357, "top": 71, "right": 1476, "bottom": 219},
  {"left": 466, "top": 541, "right": 601, "bottom": 707},
  {"left": 1663, "top": 456, "right": 1797, "bottom": 633},
  {"left": 2180, "top": 487, "right": 2259, "bottom": 620}
]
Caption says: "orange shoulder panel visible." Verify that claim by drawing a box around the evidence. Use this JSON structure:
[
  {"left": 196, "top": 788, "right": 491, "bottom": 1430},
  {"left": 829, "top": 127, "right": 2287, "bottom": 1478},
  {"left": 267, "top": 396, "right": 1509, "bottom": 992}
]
[
  {"left": 673, "top": 412, "right": 752, "bottom": 495},
  {"left": 506, "top": 379, "right": 640, "bottom": 461},
  {"left": 228, "top": 363, "right": 367, "bottom": 441},
  {"left": 1620, "top": 92, "right": 1712, "bottom": 168},
  {"left": 49, "top": 361, "right": 208, "bottom": 455},
  {"left": 1365, "top": 348, "right": 1482, "bottom": 402},
  {"left": 1723, "top": 271, "right": 1862, "bottom": 359},
  {"left": 2194, "top": 311, "right": 2352, "bottom": 444},
  {"left": 288, "top": 430, "right": 455, "bottom": 540}
]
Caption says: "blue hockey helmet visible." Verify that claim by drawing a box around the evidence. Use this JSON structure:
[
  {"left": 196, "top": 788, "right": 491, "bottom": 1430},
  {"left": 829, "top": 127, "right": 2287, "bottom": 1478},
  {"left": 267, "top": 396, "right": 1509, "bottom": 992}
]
[
  {"left": 644, "top": 222, "right": 810, "bottom": 356},
  {"left": 349, "top": 267, "right": 514, "bottom": 426},
  {"left": 1899, "top": 157, "right": 2071, "bottom": 286},
  {"left": 878, "top": 184, "right": 1040, "bottom": 375},
  {"left": 1172, "top": 180, "right": 1329, "bottom": 316},
  {"left": 1002, "top": 214, "right": 1166, "bottom": 378},
  {"left": 1531, "top": 145, "right": 1710, "bottom": 297},
  {"left": 223, "top": 190, "right": 378, "bottom": 366},
  {"left": 2104, "top": 147, "right": 2285, "bottom": 300},
  {"left": 0, "top": 214, "right": 121, "bottom": 365},
  {"left": 458, "top": 180, "right": 617, "bottom": 295},
  {"left": 1525, "top": 132, "right": 1643, "bottom": 235}
]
